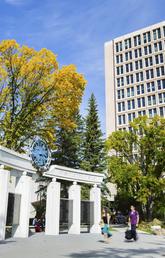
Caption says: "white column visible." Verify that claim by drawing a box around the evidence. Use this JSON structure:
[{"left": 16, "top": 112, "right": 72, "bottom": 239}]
[
  {"left": 68, "top": 181, "right": 81, "bottom": 234},
  {"left": 90, "top": 184, "right": 101, "bottom": 233},
  {"left": 12, "top": 171, "right": 32, "bottom": 238},
  {"left": 0, "top": 165, "right": 10, "bottom": 240},
  {"left": 45, "top": 178, "right": 60, "bottom": 235}
]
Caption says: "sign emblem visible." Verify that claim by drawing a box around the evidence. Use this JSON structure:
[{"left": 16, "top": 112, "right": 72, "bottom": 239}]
[{"left": 30, "top": 137, "right": 51, "bottom": 171}]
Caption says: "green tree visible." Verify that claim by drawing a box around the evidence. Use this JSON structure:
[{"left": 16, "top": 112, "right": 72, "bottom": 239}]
[
  {"left": 81, "top": 93, "right": 105, "bottom": 172},
  {"left": 0, "top": 40, "right": 86, "bottom": 151},
  {"left": 51, "top": 112, "right": 84, "bottom": 198},
  {"left": 52, "top": 112, "right": 84, "bottom": 168},
  {"left": 106, "top": 116, "right": 165, "bottom": 221}
]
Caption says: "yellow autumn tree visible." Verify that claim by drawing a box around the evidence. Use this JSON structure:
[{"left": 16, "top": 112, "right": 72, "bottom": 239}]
[{"left": 0, "top": 40, "right": 86, "bottom": 151}]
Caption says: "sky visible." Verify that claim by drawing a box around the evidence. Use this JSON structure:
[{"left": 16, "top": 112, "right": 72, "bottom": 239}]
[{"left": 0, "top": 0, "right": 164, "bottom": 134}]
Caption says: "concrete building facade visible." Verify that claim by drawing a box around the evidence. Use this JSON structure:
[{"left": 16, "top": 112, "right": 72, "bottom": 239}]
[{"left": 105, "top": 21, "right": 165, "bottom": 137}]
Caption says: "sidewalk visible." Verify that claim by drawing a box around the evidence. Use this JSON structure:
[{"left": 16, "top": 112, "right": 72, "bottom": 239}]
[{"left": 0, "top": 228, "right": 164, "bottom": 258}]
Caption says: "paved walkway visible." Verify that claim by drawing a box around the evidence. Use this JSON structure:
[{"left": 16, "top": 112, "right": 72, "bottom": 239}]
[{"left": 0, "top": 228, "right": 165, "bottom": 258}]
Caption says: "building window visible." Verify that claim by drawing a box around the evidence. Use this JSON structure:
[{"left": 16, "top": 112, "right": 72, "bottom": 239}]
[
  {"left": 134, "top": 49, "right": 138, "bottom": 58},
  {"left": 143, "top": 33, "right": 147, "bottom": 44},
  {"left": 143, "top": 31, "right": 151, "bottom": 43},
  {"left": 116, "top": 41, "right": 122, "bottom": 52},
  {"left": 157, "top": 79, "right": 165, "bottom": 90},
  {"left": 134, "top": 48, "right": 142, "bottom": 58},
  {"left": 137, "top": 97, "right": 145, "bottom": 108},
  {"left": 138, "top": 110, "right": 146, "bottom": 116},
  {"left": 122, "top": 102, "right": 125, "bottom": 111},
  {"left": 135, "top": 61, "right": 138, "bottom": 70},
  {"left": 118, "top": 114, "right": 126, "bottom": 125},
  {"left": 136, "top": 73, "right": 140, "bottom": 82},
  {"left": 118, "top": 103, "right": 121, "bottom": 112},
  {"left": 153, "top": 30, "right": 157, "bottom": 40},
  {"left": 125, "top": 38, "right": 131, "bottom": 50},
  {"left": 147, "top": 81, "right": 156, "bottom": 92},
  {"left": 128, "top": 112, "right": 136, "bottom": 122},
  {"left": 127, "top": 87, "right": 134, "bottom": 97},
  {"left": 153, "top": 28, "right": 161, "bottom": 40},
  {"left": 148, "top": 96, "right": 151, "bottom": 105},
  {"left": 139, "top": 59, "right": 143, "bottom": 69},
  {"left": 148, "top": 95, "right": 156, "bottom": 106},
  {"left": 159, "top": 107, "right": 164, "bottom": 117},
  {"left": 126, "top": 76, "right": 129, "bottom": 85},
  {"left": 125, "top": 52, "right": 128, "bottom": 61},
  {"left": 128, "top": 100, "right": 131, "bottom": 110},
  {"left": 134, "top": 35, "right": 141, "bottom": 46},
  {"left": 136, "top": 85, "right": 140, "bottom": 95},
  {"left": 116, "top": 54, "right": 123, "bottom": 63},
  {"left": 141, "top": 84, "right": 144, "bottom": 94},
  {"left": 158, "top": 93, "right": 165, "bottom": 103},
  {"left": 152, "top": 95, "right": 156, "bottom": 105},
  {"left": 137, "top": 84, "right": 144, "bottom": 95},
  {"left": 116, "top": 65, "right": 124, "bottom": 75},
  {"left": 144, "top": 46, "right": 147, "bottom": 55},
  {"left": 121, "top": 89, "right": 124, "bottom": 98},
  {"left": 118, "top": 115, "right": 122, "bottom": 125},
  {"left": 136, "top": 72, "right": 144, "bottom": 82},
  {"left": 126, "top": 64, "right": 129, "bottom": 73},
  {"left": 125, "top": 63, "right": 133, "bottom": 73},
  {"left": 142, "top": 97, "right": 145, "bottom": 107},
  {"left": 155, "top": 53, "right": 164, "bottom": 64},
  {"left": 116, "top": 43, "right": 119, "bottom": 52},
  {"left": 117, "top": 78, "right": 120, "bottom": 87},
  {"left": 117, "top": 89, "right": 125, "bottom": 99},
  {"left": 117, "top": 77, "right": 124, "bottom": 87},
  {"left": 148, "top": 108, "right": 157, "bottom": 118},
  {"left": 145, "top": 57, "right": 153, "bottom": 67},
  {"left": 135, "top": 59, "right": 143, "bottom": 70},
  {"left": 157, "top": 80, "right": 161, "bottom": 90},
  {"left": 121, "top": 77, "right": 124, "bottom": 86},
  {"left": 137, "top": 98, "right": 141, "bottom": 108},
  {"left": 126, "top": 74, "right": 134, "bottom": 85},
  {"left": 146, "top": 69, "right": 154, "bottom": 80},
  {"left": 127, "top": 88, "right": 130, "bottom": 97},
  {"left": 144, "top": 45, "right": 152, "bottom": 55},
  {"left": 154, "top": 41, "right": 163, "bottom": 52},
  {"left": 156, "top": 66, "right": 165, "bottom": 77}
]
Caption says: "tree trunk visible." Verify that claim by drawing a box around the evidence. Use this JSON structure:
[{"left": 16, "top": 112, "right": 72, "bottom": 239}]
[
  {"left": 146, "top": 197, "right": 154, "bottom": 221},
  {"left": 141, "top": 197, "right": 154, "bottom": 221}
]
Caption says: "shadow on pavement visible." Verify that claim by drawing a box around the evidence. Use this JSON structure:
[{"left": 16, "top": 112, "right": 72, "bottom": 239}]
[
  {"left": 0, "top": 240, "right": 16, "bottom": 244},
  {"left": 112, "top": 224, "right": 127, "bottom": 228},
  {"left": 66, "top": 246, "right": 165, "bottom": 258}
]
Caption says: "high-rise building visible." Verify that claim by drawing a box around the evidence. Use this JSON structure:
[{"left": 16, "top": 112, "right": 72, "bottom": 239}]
[{"left": 105, "top": 21, "right": 165, "bottom": 137}]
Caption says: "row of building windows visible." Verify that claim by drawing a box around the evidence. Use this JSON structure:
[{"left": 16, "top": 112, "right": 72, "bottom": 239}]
[
  {"left": 118, "top": 106, "right": 165, "bottom": 125},
  {"left": 116, "top": 66, "right": 165, "bottom": 81},
  {"left": 117, "top": 75, "right": 165, "bottom": 89},
  {"left": 117, "top": 80, "right": 165, "bottom": 99},
  {"left": 117, "top": 54, "right": 164, "bottom": 73},
  {"left": 115, "top": 27, "right": 165, "bottom": 52},
  {"left": 117, "top": 77, "right": 165, "bottom": 90},
  {"left": 117, "top": 93, "right": 165, "bottom": 112},
  {"left": 115, "top": 43, "right": 163, "bottom": 64}
]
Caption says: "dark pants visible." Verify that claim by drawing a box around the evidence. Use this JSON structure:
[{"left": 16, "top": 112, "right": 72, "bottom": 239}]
[{"left": 131, "top": 224, "right": 137, "bottom": 240}]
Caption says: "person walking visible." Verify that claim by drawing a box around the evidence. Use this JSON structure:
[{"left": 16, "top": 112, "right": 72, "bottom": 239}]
[
  {"left": 101, "top": 208, "right": 112, "bottom": 243},
  {"left": 128, "top": 205, "right": 139, "bottom": 241}
]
